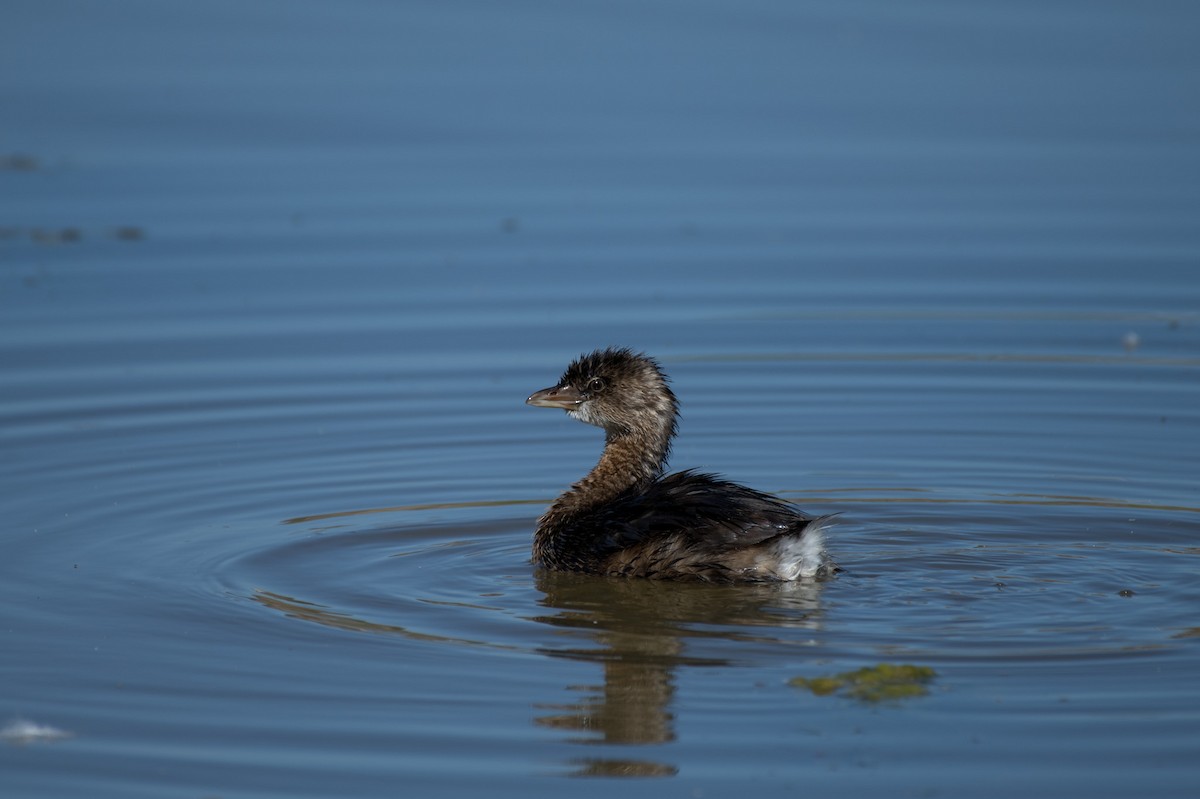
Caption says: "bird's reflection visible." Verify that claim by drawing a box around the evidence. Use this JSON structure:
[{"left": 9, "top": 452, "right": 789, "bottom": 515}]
[
  {"left": 248, "top": 559, "right": 827, "bottom": 780},
  {"left": 532, "top": 570, "right": 826, "bottom": 778}
]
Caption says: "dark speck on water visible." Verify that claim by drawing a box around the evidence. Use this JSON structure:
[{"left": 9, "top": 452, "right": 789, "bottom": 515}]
[
  {"left": 2, "top": 2, "right": 1199, "bottom": 798},
  {"left": 0, "top": 153, "right": 40, "bottom": 171},
  {"left": 113, "top": 226, "right": 145, "bottom": 241}
]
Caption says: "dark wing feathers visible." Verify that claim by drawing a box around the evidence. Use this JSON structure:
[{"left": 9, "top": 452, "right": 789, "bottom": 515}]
[{"left": 579, "top": 469, "right": 810, "bottom": 555}]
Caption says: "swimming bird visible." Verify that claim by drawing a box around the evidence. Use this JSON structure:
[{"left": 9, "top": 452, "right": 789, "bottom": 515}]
[{"left": 527, "top": 348, "right": 833, "bottom": 582}]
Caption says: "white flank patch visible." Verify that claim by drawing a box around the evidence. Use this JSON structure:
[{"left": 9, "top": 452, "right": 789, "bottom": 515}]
[{"left": 770, "top": 521, "right": 830, "bottom": 580}]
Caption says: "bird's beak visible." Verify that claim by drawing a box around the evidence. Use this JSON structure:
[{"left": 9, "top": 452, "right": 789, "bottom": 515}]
[{"left": 526, "top": 384, "right": 583, "bottom": 409}]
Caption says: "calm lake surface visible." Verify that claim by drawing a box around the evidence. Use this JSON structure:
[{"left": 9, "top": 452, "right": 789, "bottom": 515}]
[{"left": 3, "top": 2, "right": 1199, "bottom": 797}]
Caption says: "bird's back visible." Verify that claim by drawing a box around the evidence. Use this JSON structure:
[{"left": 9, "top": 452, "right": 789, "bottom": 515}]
[{"left": 535, "top": 470, "right": 832, "bottom": 581}]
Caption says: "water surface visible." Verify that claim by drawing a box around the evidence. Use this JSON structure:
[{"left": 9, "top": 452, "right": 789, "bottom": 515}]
[{"left": 2, "top": 2, "right": 1199, "bottom": 797}]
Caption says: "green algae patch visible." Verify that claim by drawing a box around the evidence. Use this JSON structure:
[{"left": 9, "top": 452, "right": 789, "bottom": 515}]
[{"left": 790, "top": 663, "right": 936, "bottom": 703}]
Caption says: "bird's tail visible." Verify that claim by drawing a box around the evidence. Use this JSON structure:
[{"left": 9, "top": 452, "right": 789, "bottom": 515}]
[{"left": 770, "top": 515, "right": 837, "bottom": 579}]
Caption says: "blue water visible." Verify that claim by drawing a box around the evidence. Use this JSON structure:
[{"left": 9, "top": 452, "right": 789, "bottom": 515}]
[{"left": 3, "top": 2, "right": 1199, "bottom": 797}]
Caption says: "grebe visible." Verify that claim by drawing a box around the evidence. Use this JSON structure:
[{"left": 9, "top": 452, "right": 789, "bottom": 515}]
[{"left": 527, "top": 348, "right": 833, "bottom": 582}]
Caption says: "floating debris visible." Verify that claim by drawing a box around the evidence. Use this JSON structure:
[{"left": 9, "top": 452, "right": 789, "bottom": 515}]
[
  {"left": 0, "top": 153, "right": 40, "bottom": 171},
  {"left": 1121, "top": 331, "right": 1140, "bottom": 351},
  {"left": 30, "top": 227, "right": 83, "bottom": 245},
  {"left": 0, "top": 226, "right": 147, "bottom": 244},
  {"left": 569, "top": 758, "right": 678, "bottom": 778},
  {"left": 1, "top": 718, "right": 74, "bottom": 746},
  {"left": 113, "top": 226, "right": 145, "bottom": 241},
  {"left": 790, "top": 663, "right": 937, "bottom": 703}
]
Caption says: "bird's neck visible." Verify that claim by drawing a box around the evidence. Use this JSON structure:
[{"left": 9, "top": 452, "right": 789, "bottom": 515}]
[{"left": 543, "top": 425, "right": 672, "bottom": 520}]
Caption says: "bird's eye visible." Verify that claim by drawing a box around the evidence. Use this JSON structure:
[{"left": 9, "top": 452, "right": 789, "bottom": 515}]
[{"left": 586, "top": 377, "right": 606, "bottom": 393}]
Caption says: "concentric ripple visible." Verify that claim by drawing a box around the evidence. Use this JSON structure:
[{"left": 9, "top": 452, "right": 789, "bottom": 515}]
[{"left": 197, "top": 486, "right": 1200, "bottom": 673}]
